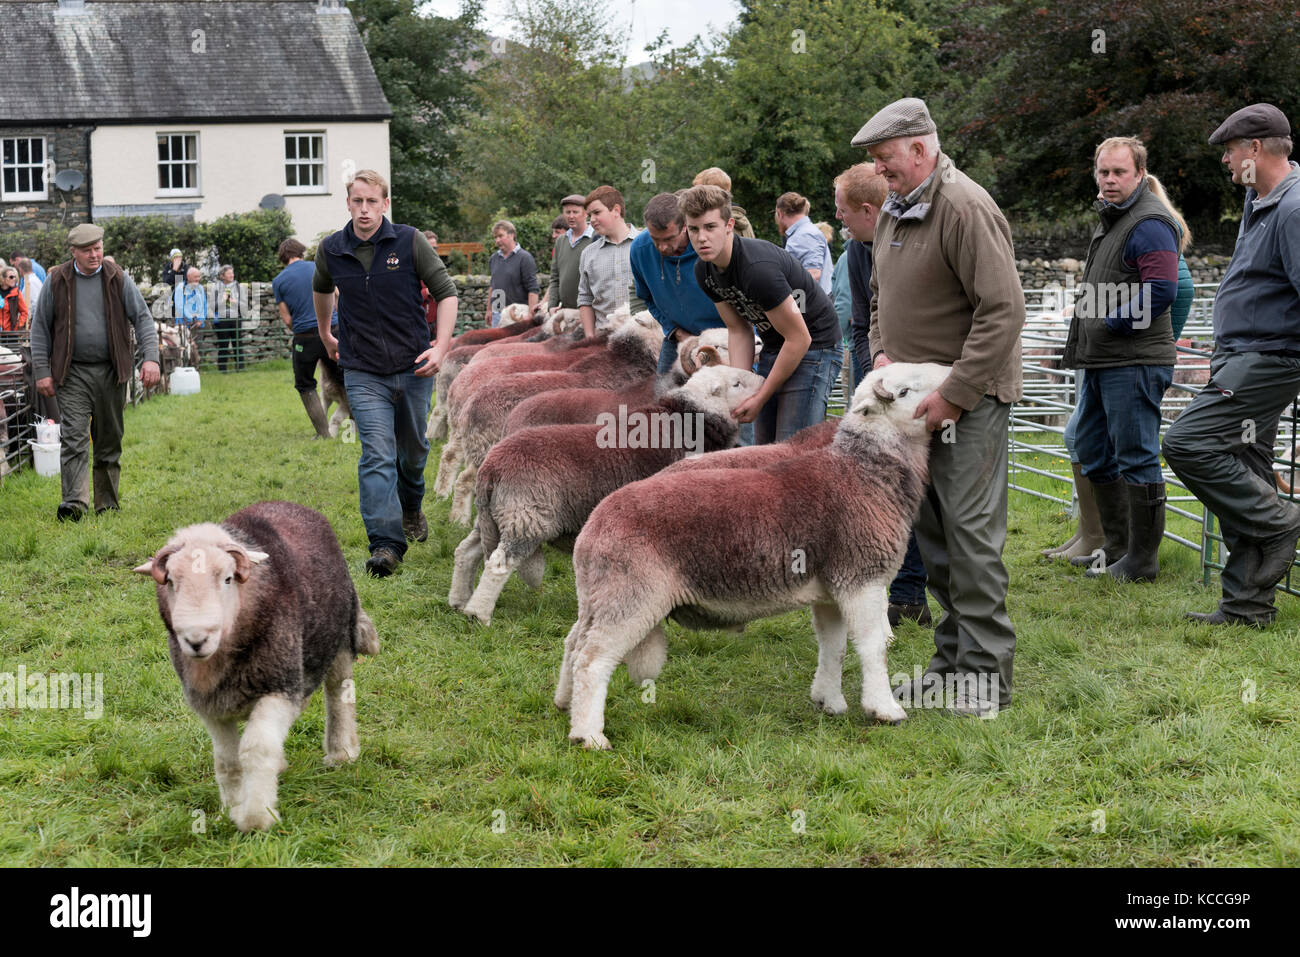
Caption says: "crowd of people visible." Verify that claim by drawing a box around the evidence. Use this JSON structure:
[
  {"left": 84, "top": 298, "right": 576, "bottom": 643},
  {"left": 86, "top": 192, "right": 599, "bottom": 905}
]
[{"left": 19, "top": 95, "right": 1300, "bottom": 715}]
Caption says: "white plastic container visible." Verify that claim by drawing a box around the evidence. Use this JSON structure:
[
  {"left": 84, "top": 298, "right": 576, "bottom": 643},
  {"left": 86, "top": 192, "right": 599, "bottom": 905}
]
[
  {"left": 171, "top": 367, "right": 201, "bottom": 395},
  {"left": 35, "top": 420, "right": 60, "bottom": 445},
  {"left": 28, "top": 440, "right": 60, "bottom": 477}
]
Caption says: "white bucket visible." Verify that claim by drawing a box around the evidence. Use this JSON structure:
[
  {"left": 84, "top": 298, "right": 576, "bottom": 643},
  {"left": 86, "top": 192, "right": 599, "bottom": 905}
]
[
  {"left": 171, "top": 366, "right": 201, "bottom": 395},
  {"left": 28, "top": 440, "right": 60, "bottom": 477},
  {"left": 35, "top": 420, "right": 60, "bottom": 445}
]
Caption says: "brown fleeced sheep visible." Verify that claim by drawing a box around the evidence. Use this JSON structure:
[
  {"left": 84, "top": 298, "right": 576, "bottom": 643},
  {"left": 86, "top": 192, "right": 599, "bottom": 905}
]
[
  {"left": 556, "top": 362, "right": 949, "bottom": 749},
  {"left": 657, "top": 418, "right": 837, "bottom": 477},
  {"left": 446, "top": 311, "right": 664, "bottom": 525},
  {"left": 134, "top": 501, "right": 379, "bottom": 831},
  {"left": 449, "top": 365, "right": 766, "bottom": 623}
]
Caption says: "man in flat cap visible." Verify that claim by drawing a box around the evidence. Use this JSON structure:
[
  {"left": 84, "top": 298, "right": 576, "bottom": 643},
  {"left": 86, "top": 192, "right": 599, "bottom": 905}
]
[
  {"left": 1163, "top": 103, "right": 1300, "bottom": 627},
  {"left": 30, "top": 223, "right": 160, "bottom": 521},
  {"left": 853, "top": 96, "right": 1025, "bottom": 716},
  {"left": 547, "top": 192, "right": 595, "bottom": 314}
]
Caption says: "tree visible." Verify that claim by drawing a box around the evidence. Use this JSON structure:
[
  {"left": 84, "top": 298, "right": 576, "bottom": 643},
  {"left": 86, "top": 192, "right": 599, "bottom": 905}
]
[
  {"left": 941, "top": 0, "right": 1300, "bottom": 245},
  {"left": 351, "top": 0, "right": 484, "bottom": 232}
]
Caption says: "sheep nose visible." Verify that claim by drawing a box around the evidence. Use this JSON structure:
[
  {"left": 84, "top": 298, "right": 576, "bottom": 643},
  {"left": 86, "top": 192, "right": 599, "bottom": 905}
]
[{"left": 184, "top": 637, "right": 207, "bottom": 653}]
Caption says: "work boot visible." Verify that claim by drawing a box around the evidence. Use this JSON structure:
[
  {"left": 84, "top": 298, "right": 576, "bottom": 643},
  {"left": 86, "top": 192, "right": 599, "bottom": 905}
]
[
  {"left": 1252, "top": 507, "right": 1300, "bottom": 590},
  {"left": 888, "top": 602, "right": 933, "bottom": 627},
  {"left": 299, "top": 389, "right": 332, "bottom": 439},
  {"left": 365, "top": 547, "right": 402, "bottom": 578},
  {"left": 1043, "top": 462, "right": 1105, "bottom": 560},
  {"left": 56, "top": 502, "right": 86, "bottom": 523},
  {"left": 1183, "top": 609, "right": 1272, "bottom": 629},
  {"left": 1096, "top": 482, "right": 1165, "bottom": 582},
  {"left": 402, "top": 509, "right": 428, "bottom": 543},
  {"left": 1072, "top": 477, "right": 1128, "bottom": 570}
]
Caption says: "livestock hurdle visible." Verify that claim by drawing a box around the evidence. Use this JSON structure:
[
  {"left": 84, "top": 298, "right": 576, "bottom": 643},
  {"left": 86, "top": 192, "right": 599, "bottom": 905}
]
[{"left": 1007, "top": 283, "right": 1300, "bottom": 596}]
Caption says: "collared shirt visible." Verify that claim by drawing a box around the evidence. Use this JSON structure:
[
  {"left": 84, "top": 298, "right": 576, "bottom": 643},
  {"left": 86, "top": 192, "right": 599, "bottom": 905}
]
[
  {"left": 577, "top": 225, "right": 645, "bottom": 320},
  {"left": 782, "top": 215, "right": 833, "bottom": 295},
  {"left": 882, "top": 168, "right": 940, "bottom": 221},
  {"left": 565, "top": 224, "right": 595, "bottom": 247}
]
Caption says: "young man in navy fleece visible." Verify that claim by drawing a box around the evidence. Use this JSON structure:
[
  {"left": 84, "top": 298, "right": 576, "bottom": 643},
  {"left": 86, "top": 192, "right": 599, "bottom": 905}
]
[{"left": 1061, "top": 136, "right": 1180, "bottom": 584}]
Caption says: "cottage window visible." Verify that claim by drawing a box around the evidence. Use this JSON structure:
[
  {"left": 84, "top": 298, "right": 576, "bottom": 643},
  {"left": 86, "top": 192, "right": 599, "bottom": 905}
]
[
  {"left": 2, "top": 137, "right": 48, "bottom": 201},
  {"left": 284, "top": 132, "right": 326, "bottom": 193},
  {"left": 157, "top": 133, "right": 200, "bottom": 195}
]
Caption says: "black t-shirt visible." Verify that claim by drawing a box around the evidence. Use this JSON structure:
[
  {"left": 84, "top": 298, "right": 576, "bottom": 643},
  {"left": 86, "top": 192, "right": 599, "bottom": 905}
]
[{"left": 695, "top": 236, "right": 841, "bottom": 352}]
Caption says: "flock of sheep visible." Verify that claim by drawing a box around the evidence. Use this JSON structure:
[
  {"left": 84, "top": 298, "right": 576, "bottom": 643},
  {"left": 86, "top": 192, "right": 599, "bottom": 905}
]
[{"left": 136, "top": 304, "right": 949, "bottom": 830}]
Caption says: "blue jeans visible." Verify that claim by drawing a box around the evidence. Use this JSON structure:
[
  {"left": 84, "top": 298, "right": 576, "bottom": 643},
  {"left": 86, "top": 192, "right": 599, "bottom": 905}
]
[
  {"left": 656, "top": 335, "right": 678, "bottom": 375},
  {"left": 343, "top": 368, "right": 435, "bottom": 557},
  {"left": 753, "top": 346, "right": 842, "bottom": 444},
  {"left": 1074, "top": 364, "right": 1173, "bottom": 484},
  {"left": 850, "top": 345, "right": 866, "bottom": 393},
  {"left": 891, "top": 532, "right": 928, "bottom": 605},
  {"left": 1063, "top": 368, "right": 1085, "bottom": 463}
]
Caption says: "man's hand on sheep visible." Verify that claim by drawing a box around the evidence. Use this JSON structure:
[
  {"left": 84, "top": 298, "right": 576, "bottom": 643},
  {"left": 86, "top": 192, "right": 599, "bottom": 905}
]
[
  {"left": 731, "top": 391, "right": 764, "bottom": 424},
  {"left": 914, "top": 389, "right": 963, "bottom": 432},
  {"left": 873, "top": 353, "right": 894, "bottom": 370}
]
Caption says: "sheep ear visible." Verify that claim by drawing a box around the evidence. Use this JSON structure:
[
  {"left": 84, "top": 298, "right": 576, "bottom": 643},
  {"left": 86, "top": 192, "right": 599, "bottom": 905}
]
[
  {"left": 695, "top": 345, "right": 722, "bottom": 368},
  {"left": 137, "top": 543, "right": 181, "bottom": 585},
  {"left": 133, "top": 559, "right": 155, "bottom": 577},
  {"left": 226, "top": 545, "right": 268, "bottom": 583}
]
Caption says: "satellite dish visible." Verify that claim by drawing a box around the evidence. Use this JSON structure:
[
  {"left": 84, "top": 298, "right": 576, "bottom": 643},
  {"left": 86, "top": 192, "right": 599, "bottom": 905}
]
[
  {"left": 259, "top": 193, "right": 286, "bottom": 210},
  {"left": 54, "top": 169, "right": 84, "bottom": 192}
]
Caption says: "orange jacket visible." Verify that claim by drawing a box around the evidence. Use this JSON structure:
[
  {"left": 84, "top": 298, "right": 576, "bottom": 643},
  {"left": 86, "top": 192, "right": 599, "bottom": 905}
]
[{"left": 0, "top": 285, "right": 27, "bottom": 331}]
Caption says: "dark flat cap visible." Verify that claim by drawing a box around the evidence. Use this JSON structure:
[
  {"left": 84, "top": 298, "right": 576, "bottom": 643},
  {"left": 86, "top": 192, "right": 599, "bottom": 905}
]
[
  {"left": 851, "top": 97, "right": 937, "bottom": 149},
  {"left": 1209, "top": 103, "right": 1291, "bottom": 145},
  {"left": 67, "top": 223, "right": 104, "bottom": 246},
  {"left": 560, "top": 194, "right": 586, "bottom": 207}
]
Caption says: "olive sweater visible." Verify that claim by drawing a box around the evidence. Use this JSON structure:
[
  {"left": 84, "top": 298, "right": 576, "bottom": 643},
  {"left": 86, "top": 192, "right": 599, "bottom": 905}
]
[{"left": 868, "top": 153, "right": 1025, "bottom": 410}]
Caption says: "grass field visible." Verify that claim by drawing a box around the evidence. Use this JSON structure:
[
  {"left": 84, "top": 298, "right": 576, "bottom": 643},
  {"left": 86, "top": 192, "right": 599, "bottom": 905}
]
[{"left": 1, "top": 360, "right": 1297, "bottom": 866}]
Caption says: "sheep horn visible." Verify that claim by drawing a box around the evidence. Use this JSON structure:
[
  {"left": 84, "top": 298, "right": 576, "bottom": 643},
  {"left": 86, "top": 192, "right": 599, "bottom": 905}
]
[
  {"left": 680, "top": 338, "right": 701, "bottom": 375},
  {"left": 872, "top": 379, "right": 895, "bottom": 403},
  {"left": 695, "top": 345, "right": 722, "bottom": 368}
]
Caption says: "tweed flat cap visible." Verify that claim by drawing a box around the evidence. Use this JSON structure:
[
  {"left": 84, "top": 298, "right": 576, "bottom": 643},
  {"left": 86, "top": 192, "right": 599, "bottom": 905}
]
[
  {"left": 67, "top": 223, "right": 104, "bottom": 246},
  {"left": 560, "top": 194, "right": 587, "bottom": 207},
  {"left": 851, "top": 97, "right": 937, "bottom": 149},
  {"left": 1209, "top": 103, "right": 1291, "bottom": 145}
]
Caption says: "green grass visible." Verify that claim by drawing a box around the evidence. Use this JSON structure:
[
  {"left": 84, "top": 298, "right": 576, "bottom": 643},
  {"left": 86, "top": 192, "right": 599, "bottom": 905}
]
[{"left": 2, "top": 360, "right": 1298, "bottom": 866}]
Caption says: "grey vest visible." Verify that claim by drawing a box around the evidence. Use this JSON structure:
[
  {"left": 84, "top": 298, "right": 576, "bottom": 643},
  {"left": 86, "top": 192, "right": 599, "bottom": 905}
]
[{"left": 1064, "top": 180, "right": 1177, "bottom": 368}]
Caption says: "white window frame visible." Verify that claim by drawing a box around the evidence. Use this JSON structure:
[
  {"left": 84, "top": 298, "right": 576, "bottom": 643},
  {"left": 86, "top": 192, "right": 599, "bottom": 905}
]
[
  {"left": 2, "top": 136, "right": 49, "bottom": 201},
  {"left": 283, "top": 131, "right": 327, "bottom": 194},
  {"left": 156, "top": 132, "right": 201, "bottom": 197}
]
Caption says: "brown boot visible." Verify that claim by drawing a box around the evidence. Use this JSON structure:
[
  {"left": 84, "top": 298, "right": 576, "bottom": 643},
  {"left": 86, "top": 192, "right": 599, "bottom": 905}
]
[
  {"left": 299, "top": 389, "right": 331, "bottom": 438},
  {"left": 1043, "top": 462, "right": 1105, "bottom": 560}
]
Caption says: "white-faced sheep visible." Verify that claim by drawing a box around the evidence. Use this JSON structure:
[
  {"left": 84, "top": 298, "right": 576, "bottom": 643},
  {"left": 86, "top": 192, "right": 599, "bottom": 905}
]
[
  {"left": 449, "top": 364, "right": 767, "bottom": 623},
  {"left": 555, "top": 362, "right": 949, "bottom": 749},
  {"left": 445, "top": 310, "right": 664, "bottom": 525},
  {"left": 134, "top": 501, "right": 380, "bottom": 831}
]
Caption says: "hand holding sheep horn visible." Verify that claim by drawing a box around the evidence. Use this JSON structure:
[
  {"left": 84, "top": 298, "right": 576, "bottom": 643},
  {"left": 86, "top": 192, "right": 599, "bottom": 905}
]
[{"left": 558, "top": 362, "right": 948, "bottom": 750}]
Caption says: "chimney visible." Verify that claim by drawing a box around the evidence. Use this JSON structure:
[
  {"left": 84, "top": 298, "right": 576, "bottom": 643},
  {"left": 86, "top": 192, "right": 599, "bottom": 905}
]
[
  {"left": 56, "top": 0, "right": 87, "bottom": 14},
  {"left": 317, "top": 0, "right": 348, "bottom": 13}
]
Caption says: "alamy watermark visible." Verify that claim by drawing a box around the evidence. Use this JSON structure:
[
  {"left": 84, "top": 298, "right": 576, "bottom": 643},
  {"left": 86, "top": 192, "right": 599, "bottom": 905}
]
[
  {"left": 1, "top": 666, "right": 103, "bottom": 719},
  {"left": 595, "top": 404, "right": 705, "bottom": 455},
  {"left": 890, "top": 666, "right": 1000, "bottom": 718}
]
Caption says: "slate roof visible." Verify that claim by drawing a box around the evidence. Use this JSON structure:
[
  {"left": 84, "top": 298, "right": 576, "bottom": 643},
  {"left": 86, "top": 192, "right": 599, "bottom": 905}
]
[{"left": 0, "top": 1, "right": 392, "bottom": 124}]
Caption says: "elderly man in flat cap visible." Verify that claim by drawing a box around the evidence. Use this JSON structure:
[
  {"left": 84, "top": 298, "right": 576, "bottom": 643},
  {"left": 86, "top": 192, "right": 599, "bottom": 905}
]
[
  {"left": 30, "top": 224, "right": 160, "bottom": 521},
  {"left": 547, "top": 192, "right": 595, "bottom": 314},
  {"left": 854, "top": 97, "right": 1025, "bottom": 716},
  {"left": 1163, "top": 103, "right": 1300, "bottom": 627}
]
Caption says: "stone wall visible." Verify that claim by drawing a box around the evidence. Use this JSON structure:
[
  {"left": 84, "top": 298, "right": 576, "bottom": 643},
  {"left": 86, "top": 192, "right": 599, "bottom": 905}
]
[{"left": 0, "top": 126, "right": 93, "bottom": 245}]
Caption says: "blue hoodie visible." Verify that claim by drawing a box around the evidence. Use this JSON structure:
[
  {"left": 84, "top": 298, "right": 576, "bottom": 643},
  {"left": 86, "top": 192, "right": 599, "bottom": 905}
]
[{"left": 629, "top": 229, "right": 724, "bottom": 338}]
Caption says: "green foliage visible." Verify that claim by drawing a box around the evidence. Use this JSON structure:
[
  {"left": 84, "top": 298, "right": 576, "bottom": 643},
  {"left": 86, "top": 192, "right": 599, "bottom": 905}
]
[
  {"left": 939, "top": 0, "right": 1300, "bottom": 245},
  {"left": 201, "top": 210, "right": 295, "bottom": 283},
  {"left": 352, "top": 0, "right": 484, "bottom": 233}
]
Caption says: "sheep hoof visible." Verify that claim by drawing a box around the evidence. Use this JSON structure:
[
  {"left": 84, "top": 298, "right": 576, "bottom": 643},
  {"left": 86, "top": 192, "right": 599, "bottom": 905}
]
[
  {"left": 447, "top": 591, "right": 468, "bottom": 611},
  {"left": 813, "top": 693, "right": 848, "bottom": 715},
  {"left": 324, "top": 746, "right": 359, "bottom": 767},
  {"left": 231, "top": 801, "right": 280, "bottom": 833},
  {"left": 553, "top": 696, "right": 570, "bottom": 712},
  {"left": 864, "top": 701, "right": 908, "bottom": 725},
  {"left": 570, "top": 731, "right": 611, "bottom": 751}
]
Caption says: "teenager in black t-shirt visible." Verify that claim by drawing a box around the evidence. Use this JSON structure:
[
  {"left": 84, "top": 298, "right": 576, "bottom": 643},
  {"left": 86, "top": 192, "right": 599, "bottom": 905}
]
[{"left": 683, "top": 184, "right": 843, "bottom": 444}]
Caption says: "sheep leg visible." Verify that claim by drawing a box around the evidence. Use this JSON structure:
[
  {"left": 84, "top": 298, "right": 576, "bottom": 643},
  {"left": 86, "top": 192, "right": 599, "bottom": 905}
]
[
  {"left": 623, "top": 622, "right": 668, "bottom": 684},
  {"left": 433, "top": 433, "right": 462, "bottom": 498},
  {"left": 201, "top": 715, "right": 242, "bottom": 810},
  {"left": 461, "top": 542, "right": 527, "bottom": 625},
  {"left": 354, "top": 606, "right": 380, "bottom": 656},
  {"left": 809, "top": 603, "right": 849, "bottom": 715},
  {"left": 323, "top": 649, "right": 360, "bottom": 766},
  {"left": 230, "top": 694, "right": 301, "bottom": 833},
  {"left": 517, "top": 547, "right": 546, "bottom": 590},
  {"left": 842, "top": 583, "right": 907, "bottom": 725},
  {"left": 448, "top": 463, "right": 478, "bottom": 526},
  {"left": 568, "top": 618, "right": 657, "bottom": 750},
  {"left": 426, "top": 404, "right": 448, "bottom": 442},
  {"left": 448, "top": 527, "right": 485, "bottom": 610},
  {"left": 554, "top": 615, "right": 588, "bottom": 711}
]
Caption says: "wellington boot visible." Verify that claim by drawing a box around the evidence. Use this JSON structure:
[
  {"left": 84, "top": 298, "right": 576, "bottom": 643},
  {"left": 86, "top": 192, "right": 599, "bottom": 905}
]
[
  {"left": 299, "top": 389, "right": 332, "bottom": 438},
  {"left": 1044, "top": 463, "right": 1105, "bottom": 560},
  {"left": 1072, "top": 477, "right": 1128, "bottom": 570},
  {"left": 1102, "top": 482, "right": 1166, "bottom": 582}
]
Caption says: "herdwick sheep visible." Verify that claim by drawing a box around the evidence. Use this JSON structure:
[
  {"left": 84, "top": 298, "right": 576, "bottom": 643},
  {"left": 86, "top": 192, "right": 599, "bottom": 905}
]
[
  {"left": 446, "top": 310, "right": 664, "bottom": 525},
  {"left": 134, "top": 501, "right": 380, "bottom": 831},
  {"left": 317, "top": 359, "right": 351, "bottom": 439},
  {"left": 426, "top": 315, "right": 551, "bottom": 442},
  {"left": 555, "top": 361, "right": 949, "bottom": 749},
  {"left": 658, "top": 418, "right": 837, "bottom": 477},
  {"left": 449, "top": 364, "right": 766, "bottom": 623}
]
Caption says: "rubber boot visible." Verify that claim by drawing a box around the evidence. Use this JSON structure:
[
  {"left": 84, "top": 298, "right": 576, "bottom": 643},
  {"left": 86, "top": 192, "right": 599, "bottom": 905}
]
[
  {"left": 299, "top": 389, "right": 331, "bottom": 438},
  {"left": 1043, "top": 462, "right": 1105, "bottom": 560},
  {"left": 1073, "top": 477, "right": 1128, "bottom": 570},
  {"left": 1103, "top": 482, "right": 1165, "bottom": 582}
]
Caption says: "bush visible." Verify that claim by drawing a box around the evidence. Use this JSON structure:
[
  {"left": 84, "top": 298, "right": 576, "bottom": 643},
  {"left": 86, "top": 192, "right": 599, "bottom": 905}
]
[{"left": 7, "top": 209, "right": 293, "bottom": 284}]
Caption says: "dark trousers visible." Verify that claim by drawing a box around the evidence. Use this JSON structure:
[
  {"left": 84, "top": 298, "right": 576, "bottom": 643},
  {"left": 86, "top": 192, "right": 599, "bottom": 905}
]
[
  {"left": 1163, "top": 351, "right": 1300, "bottom": 619},
  {"left": 213, "top": 319, "right": 241, "bottom": 371},
  {"left": 57, "top": 361, "right": 126, "bottom": 511}
]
